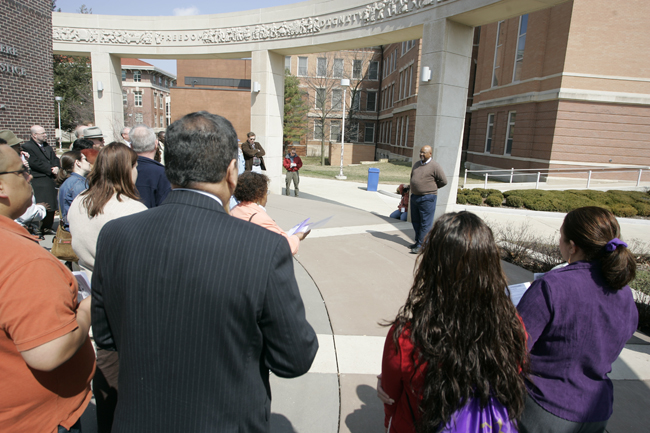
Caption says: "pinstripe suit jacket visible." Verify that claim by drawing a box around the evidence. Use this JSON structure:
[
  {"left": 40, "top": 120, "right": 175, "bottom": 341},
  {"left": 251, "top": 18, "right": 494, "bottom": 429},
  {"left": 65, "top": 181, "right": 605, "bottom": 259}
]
[{"left": 91, "top": 189, "right": 318, "bottom": 432}]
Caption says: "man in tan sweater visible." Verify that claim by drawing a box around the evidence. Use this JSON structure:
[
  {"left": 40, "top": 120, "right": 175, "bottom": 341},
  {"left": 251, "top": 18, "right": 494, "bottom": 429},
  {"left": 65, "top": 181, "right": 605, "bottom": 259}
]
[{"left": 409, "top": 145, "right": 447, "bottom": 254}]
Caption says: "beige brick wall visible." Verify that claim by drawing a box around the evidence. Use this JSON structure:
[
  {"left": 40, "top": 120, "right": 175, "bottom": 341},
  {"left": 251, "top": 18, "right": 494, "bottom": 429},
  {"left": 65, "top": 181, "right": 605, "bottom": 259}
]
[{"left": 329, "top": 142, "right": 376, "bottom": 166}]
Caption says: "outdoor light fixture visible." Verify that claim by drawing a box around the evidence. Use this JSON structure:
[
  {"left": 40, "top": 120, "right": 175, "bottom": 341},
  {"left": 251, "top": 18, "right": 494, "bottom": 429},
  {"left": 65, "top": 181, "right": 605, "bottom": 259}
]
[
  {"left": 335, "top": 79, "right": 350, "bottom": 180},
  {"left": 97, "top": 81, "right": 104, "bottom": 92},
  {"left": 252, "top": 81, "right": 261, "bottom": 93},
  {"left": 421, "top": 66, "right": 432, "bottom": 82}
]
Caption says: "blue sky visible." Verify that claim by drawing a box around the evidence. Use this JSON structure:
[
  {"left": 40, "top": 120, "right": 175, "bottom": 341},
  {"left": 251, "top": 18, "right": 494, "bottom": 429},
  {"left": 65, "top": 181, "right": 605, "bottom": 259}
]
[{"left": 54, "top": 0, "right": 298, "bottom": 75}]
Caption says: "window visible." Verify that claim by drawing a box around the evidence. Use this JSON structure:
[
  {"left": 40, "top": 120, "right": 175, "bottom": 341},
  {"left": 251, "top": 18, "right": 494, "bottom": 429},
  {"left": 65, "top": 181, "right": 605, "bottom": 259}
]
[
  {"left": 134, "top": 91, "right": 142, "bottom": 107},
  {"left": 160, "top": 94, "right": 164, "bottom": 109},
  {"left": 491, "top": 21, "right": 505, "bottom": 87},
  {"left": 349, "top": 122, "right": 359, "bottom": 142},
  {"left": 403, "top": 70, "right": 409, "bottom": 98},
  {"left": 314, "top": 120, "right": 323, "bottom": 140},
  {"left": 389, "top": 121, "right": 392, "bottom": 144},
  {"left": 396, "top": 118, "right": 402, "bottom": 146},
  {"left": 154, "top": 93, "right": 157, "bottom": 109},
  {"left": 332, "top": 89, "right": 343, "bottom": 111},
  {"left": 513, "top": 14, "right": 528, "bottom": 82},
  {"left": 404, "top": 117, "right": 409, "bottom": 147},
  {"left": 121, "top": 70, "right": 126, "bottom": 81},
  {"left": 330, "top": 120, "right": 341, "bottom": 141},
  {"left": 408, "top": 66, "right": 413, "bottom": 96},
  {"left": 122, "top": 90, "right": 127, "bottom": 106},
  {"left": 504, "top": 112, "right": 516, "bottom": 155},
  {"left": 368, "top": 61, "right": 378, "bottom": 80},
  {"left": 333, "top": 58, "right": 343, "bottom": 78},
  {"left": 352, "top": 60, "right": 362, "bottom": 79},
  {"left": 366, "top": 91, "right": 377, "bottom": 112},
  {"left": 158, "top": 76, "right": 162, "bottom": 85},
  {"left": 391, "top": 84, "right": 395, "bottom": 107},
  {"left": 485, "top": 113, "right": 495, "bottom": 153},
  {"left": 315, "top": 88, "right": 326, "bottom": 109},
  {"left": 285, "top": 56, "right": 291, "bottom": 72},
  {"left": 160, "top": 116, "right": 164, "bottom": 128},
  {"left": 351, "top": 91, "right": 360, "bottom": 111},
  {"left": 364, "top": 123, "right": 375, "bottom": 143},
  {"left": 298, "top": 57, "right": 308, "bottom": 76},
  {"left": 398, "top": 72, "right": 403, "bottom": 100},
  {"left": 154, "top": 115, "right": 158, "bottom": 128},
  {"left": 165, "top": 79, "right": 168, "bottom": 87},
  {"left": 317, "top": 57, "right": 327, "bottom": 77},
  {"left": 135, "top": 113, "right": 143, "bottom": 123},
  {"left": 133, "top": 70, "right": 141, "bottom": 82}
]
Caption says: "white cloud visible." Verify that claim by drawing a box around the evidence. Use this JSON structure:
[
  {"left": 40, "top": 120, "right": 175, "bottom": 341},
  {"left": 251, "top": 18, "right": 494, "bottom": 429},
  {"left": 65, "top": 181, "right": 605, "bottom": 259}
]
[{"left": 173, "top": 6, "right": 200, "bottom": 16}]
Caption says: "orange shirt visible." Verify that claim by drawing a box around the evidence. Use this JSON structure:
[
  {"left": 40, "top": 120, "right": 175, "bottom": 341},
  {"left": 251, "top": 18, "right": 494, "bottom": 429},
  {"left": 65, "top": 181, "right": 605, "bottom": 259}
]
[{"left": 0, "top": 215, "right": 95, "bottom": 432}]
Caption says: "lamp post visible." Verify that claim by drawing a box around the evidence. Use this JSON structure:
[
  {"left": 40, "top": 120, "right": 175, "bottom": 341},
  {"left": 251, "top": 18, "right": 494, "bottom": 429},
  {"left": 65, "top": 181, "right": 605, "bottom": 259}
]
[
  {"left": 335, "top": 78, "right": 350, "bottom": 180},
  {"left": 55, "top": 96, "right": 63, "bottom": 149}
]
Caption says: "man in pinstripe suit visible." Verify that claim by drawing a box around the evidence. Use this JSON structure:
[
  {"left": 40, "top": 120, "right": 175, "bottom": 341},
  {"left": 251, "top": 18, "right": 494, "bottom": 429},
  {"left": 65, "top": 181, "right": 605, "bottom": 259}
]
[{"left": 91, "top": 111, "right": 318, "bottom": 432}]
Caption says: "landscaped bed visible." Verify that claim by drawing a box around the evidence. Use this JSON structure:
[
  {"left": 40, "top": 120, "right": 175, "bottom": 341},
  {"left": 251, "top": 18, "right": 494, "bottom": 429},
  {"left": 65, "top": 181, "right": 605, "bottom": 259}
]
[{"left": 457, "top": 188, "right": 650, "bottom": 218}]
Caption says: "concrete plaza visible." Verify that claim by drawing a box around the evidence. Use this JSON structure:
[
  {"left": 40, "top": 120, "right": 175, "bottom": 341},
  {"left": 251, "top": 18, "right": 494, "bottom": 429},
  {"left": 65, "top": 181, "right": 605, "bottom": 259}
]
[{"left": 43, "top": 175, "right": 650, "bottom": 432}]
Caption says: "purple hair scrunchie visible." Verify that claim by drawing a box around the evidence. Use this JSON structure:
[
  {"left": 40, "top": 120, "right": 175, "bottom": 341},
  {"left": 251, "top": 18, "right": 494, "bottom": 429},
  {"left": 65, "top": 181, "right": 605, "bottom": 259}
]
[{"left": 605, "top": 238, "right": 627, "bottom": 252}]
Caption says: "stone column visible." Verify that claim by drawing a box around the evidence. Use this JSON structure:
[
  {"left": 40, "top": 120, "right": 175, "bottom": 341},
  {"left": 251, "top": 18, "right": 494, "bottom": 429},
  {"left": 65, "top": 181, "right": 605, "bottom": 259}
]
[
  {"left": 90, "top": 52, "right": 124, "bottom": 143},
  {"left": 250, "top": 50, "right": 285, "bottom": 194},
  {"left": 413, "top": 19, "right": 473, "bottom": 218}
]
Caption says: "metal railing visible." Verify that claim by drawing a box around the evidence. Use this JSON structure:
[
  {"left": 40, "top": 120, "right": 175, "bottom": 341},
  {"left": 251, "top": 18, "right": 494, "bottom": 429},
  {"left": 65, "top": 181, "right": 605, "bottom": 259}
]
[{"left": 462, "top": 166, "right": 650, "bottom": 190}]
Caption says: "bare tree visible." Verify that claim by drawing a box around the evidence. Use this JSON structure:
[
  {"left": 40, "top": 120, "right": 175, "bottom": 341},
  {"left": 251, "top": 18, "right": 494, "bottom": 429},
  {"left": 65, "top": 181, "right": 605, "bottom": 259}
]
[{"left": 344, "top": 48, "right": 378, "bottom": 143}]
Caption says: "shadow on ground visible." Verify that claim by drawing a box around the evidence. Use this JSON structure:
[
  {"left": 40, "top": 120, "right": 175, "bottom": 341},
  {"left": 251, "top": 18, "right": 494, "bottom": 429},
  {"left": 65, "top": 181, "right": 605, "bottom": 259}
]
[{"left": 344, "top": 384, "right": 385, "bottom": 433}]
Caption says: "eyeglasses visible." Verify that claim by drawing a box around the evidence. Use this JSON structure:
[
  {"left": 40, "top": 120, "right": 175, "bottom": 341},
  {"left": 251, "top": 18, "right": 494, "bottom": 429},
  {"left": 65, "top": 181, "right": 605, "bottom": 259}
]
[{"left": 0, "top": 166, "right": 30, "bottom": 178}]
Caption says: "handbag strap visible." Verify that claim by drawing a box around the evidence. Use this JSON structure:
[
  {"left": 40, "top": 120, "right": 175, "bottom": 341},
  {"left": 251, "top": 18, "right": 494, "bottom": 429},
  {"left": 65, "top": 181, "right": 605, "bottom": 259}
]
[{"left": 248, "top": 213, "right": 257, "bottom": 222}]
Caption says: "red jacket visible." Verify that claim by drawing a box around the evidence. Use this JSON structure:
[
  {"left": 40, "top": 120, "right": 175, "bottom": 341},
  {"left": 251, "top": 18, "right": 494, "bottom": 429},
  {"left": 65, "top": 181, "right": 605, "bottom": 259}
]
[{"left": 283, "top": 155, "right": 302, "bottom": 172}]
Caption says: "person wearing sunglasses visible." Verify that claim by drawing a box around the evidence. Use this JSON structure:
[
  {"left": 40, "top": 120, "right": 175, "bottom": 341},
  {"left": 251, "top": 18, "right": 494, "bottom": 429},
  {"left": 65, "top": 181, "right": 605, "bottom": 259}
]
[{"left": 241, "top": 131, "right": 266, "bottom": 173}]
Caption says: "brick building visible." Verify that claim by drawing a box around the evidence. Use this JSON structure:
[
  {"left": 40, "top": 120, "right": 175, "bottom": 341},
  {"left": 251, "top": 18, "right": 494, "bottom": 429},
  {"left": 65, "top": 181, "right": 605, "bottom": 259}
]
[
  {"left": 284, "top": 49, "right": 382, "bottom": 160},
  {"left": 121, "top": 59, "right": 176, "bottom": 132},
  {"left": 171, "top": 59, "right": 252, "bottom": 141},
  {"left": 465, "top": 0, "right": 650, "bottom": 173},
  {"left": 375, "top": 40, "right": 420, "bottom": 161},
  {"left": 0, "top": 0, "right": 54, "bottom": 141}
]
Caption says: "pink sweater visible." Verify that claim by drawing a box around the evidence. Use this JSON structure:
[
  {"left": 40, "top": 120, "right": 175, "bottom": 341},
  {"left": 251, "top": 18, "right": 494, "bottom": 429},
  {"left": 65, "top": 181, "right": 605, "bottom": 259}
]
[{"left": 231, "top": 202, "right": 301, "bottom": 255}]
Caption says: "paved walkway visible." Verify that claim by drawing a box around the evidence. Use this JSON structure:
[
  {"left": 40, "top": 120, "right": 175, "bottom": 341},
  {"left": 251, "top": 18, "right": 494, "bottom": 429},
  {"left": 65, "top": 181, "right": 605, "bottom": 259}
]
[
  {"left": 42, "top": 176, "right": 649, "bottom": 432},
  {"left": 267, "top": 176, "right": 650, "bottom": 433}
]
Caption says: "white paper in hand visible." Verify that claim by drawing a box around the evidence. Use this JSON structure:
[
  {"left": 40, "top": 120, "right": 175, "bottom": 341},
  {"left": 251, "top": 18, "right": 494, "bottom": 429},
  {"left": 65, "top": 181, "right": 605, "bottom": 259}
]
[{"left": 73, "top": 271, "right": 91, "bottom": 301}]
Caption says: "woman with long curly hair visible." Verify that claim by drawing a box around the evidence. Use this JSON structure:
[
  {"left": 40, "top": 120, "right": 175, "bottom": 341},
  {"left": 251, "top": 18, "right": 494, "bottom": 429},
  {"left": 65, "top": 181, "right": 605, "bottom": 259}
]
[
  {"left": 517, "top": 207, "right": 637, "bottom": 433},
  {"left": 67, "top": 142, "right": 147, "bottom": 433},
  {"left": 380, "top": 211, "right": 528, "bottom": 433}
]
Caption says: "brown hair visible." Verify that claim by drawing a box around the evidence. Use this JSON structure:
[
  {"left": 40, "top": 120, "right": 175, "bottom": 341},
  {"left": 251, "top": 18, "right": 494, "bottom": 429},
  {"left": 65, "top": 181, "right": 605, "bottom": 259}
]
[
  {"left": 562, "top": 206, "right": 636, "bottom": 290},
  {"left": 56, "top": 150, "right": 82, "bottom": 186},
  {"left": 391, "top": 212, "right": 528, "bottom": 432},
  {"left": 233, "top": 172, "right": 269, "bottom": 203},
  {"left": 80, "top": 142, "right": 139, "bottom": 218},
  {"left": 246, "top": 131, "right": 256, "bottom": 138}
]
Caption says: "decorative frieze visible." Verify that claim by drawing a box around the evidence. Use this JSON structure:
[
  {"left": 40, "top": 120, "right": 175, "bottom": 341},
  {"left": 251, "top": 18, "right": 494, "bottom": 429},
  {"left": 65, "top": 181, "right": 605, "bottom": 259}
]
[{"left": 53, "top": 0, "right": 455, "bottom": 46}]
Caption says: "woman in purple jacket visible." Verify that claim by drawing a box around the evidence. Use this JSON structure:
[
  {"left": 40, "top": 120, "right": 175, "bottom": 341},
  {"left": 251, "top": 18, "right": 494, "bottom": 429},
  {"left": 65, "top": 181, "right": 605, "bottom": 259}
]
[{"left": 517, "top": 206, "right": 638, "bottom": 433}]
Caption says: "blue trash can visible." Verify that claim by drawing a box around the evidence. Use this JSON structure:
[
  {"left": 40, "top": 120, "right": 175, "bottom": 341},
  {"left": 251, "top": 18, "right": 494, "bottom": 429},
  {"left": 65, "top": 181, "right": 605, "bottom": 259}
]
[{"left": 367, "top": 167, "right": 380, "bottom": 192}]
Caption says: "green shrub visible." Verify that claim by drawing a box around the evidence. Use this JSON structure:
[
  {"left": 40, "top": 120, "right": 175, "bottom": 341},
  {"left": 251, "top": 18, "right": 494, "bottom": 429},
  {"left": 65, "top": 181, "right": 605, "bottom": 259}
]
[
  {"left": 505, "top": 195, "right": 524, "bottom": 208},
  {"left": 631, "top": 269, "right": 650, "bottom": 296},
  {"left": 465, "top": 195, "right": 483, "bottom": 206},
  {"left": 610, "top": 203, "right": 638, "bottom": 218},
  {"left": 632, "top": 202, "right": 650, "bottom": 217},
  {"left": 485, "top": 195, "right": 504, "bottom": 207},
  {"left": 457, "top": 194, "right": 468, "bottom": 204}
]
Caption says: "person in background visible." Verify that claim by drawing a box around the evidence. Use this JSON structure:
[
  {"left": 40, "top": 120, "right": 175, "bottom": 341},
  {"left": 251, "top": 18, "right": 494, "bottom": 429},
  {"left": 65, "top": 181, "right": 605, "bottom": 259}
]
[
  {"left": 83, "top": 126, "right": 105, "bottom": 149},
  {"left": 21, "top": 125, "right": 59, "bottom": 237},
  {"left": 517, "top": 206, "right": 638, "bottom": 433},
  {"left": 231, "top": 172, "right": 309, "bottom": 255},
  {"left": 67, "top": 142, "right": 147, "bottom": 433},
  {"left": 56, "top": 150, "right": 91, "bottom": 232},
  {"left": 121, "top": 127, "right": 131, "bottom": 147},
  {"left": 408, "top": 145, "right": 447, "bottom": 254},
  {"left": 242, "top": 131, "right": 266, "bottom": 172},
  {"left": 389, "top": 184, "right": 409, "bottom": 221},
  {"left": 131, "top": 125, "right": 171, "bottom": 208},
  {"left": 72, "top": 138, "right": 94, "bottom": 151},
  {"left": 74, "top": 124, "right": 89, "bottom": 140},
  {"left": 81, "top": 148, "right": 99, "bottom": 166},
  {"left": 0, "top": 144, "right": 95, "bottom": 433},
  {"left": 155, "top": 130, "right": 165, "bottom": 164},
  {"left": 379, "top": 211, "right": 527, "bottom": 433},
  {"left": 283, "top": 147, "right": 302, "bottom": 197}
]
